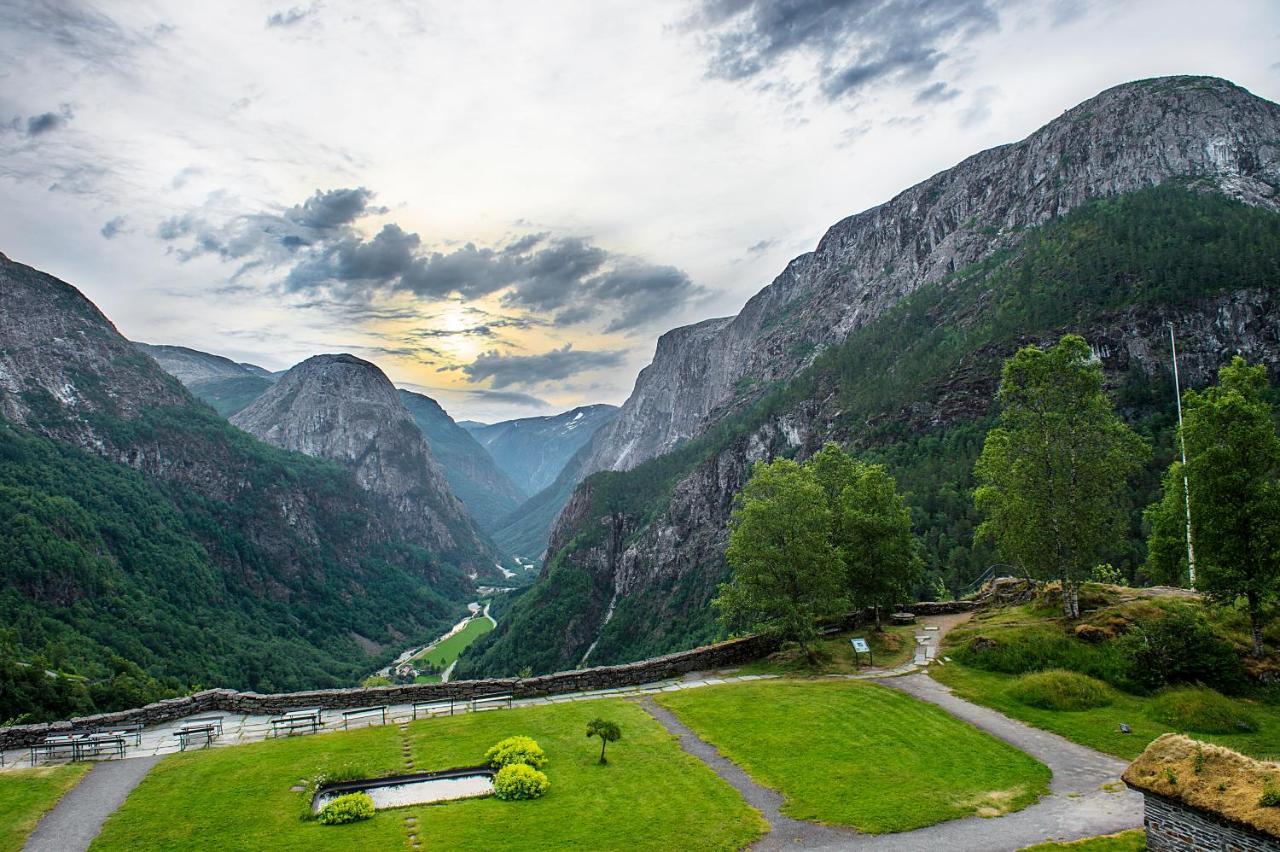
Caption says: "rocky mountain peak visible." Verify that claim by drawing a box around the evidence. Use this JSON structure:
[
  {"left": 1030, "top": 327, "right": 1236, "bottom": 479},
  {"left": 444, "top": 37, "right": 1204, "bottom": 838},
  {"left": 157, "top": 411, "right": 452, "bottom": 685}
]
[
  {"left": 578, "top": 75, "right": 1280, "bottom": 479},
  {"left": 232, "top": 353, "right": 499, "bottom": 573}
]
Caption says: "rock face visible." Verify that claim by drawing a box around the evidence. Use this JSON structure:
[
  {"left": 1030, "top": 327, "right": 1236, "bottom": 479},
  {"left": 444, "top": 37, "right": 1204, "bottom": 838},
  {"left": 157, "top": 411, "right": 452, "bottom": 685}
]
[
  {"left": 464, "top": 76, "right": 1280, "bottom": 676},
  {"left": 464, "top": 404, "right": 618, "bottom": 495},
  {"left": 398, "top": 389, "right": 527, "bottom": 528},
  {"left": 232, "top": 355, "right": 499, "bottom": 575},
  {"left": 579, "top": 76, "right": 1280, "bottom": 479}
]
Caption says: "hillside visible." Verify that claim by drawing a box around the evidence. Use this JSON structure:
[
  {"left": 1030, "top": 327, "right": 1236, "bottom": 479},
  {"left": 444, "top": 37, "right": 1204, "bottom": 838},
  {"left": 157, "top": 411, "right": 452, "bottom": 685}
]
[
  {"left": 458, "top": 76, "right": 1280, "bottom": 678},
  {"left": 398, "top": 389, "right": 527, "bottom": 528},
  {"left": 135, "top": 342, "right": 275, "bottom": 417},
  {"left": 0, "top": 254, "right": 472, "bottom": 716},
  {"left": 464, "top": 404, "right": 618, "bottom": 495}
]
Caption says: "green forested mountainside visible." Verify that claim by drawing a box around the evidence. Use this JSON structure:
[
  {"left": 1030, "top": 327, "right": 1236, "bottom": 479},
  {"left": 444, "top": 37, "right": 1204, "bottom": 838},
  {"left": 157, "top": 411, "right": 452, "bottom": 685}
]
[
  {"left": 458, "top": 185, "right": 1280, "bottom": 678},
  {"left": 397, "top": 390, "right": 526, "bottom": 527},
  {"left": 184, "top": 375, "right": 274, "bottom": 417},
  {"left": 0, "top": 404, "right": 467, "bottom": 723}
]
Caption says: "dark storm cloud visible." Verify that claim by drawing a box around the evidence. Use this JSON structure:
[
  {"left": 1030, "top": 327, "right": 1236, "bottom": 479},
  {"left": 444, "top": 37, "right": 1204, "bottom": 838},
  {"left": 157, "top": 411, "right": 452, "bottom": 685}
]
[
  {"left": 100, "top": 215, "right": 127, "bottom": 239},
  {"left": 162, "top": 187, "right": 702, "bottom": 334},
  {"left": 454, "top": 344, "right": 627, "bottom": 389},
  {"left": 687, "top": 0, "right": 1000, "bottom": 101},
  {"left": 399, "top": 383, "right": 551, "bottom": 410},
  {"left": 266, "top": 5, "right": 314, "bottom": 28},
  {"left": 26, "top": 111, "right": 67, "bottom": 135}
]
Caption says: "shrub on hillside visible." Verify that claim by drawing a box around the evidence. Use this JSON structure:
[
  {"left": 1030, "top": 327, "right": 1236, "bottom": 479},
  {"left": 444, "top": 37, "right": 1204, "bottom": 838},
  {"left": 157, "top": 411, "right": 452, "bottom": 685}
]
[
  {"left": 493, "top": 763, "right": 550, "bottom": 801},
  {"left": 1119, "top": 610, "right": 1245, "bottom": 694},
  {"left": 485, "top": 736, "right": 547, "bottom": 769},
  {"left": 1148, "top": 687, "right": 1258, "bottom": 734},
  {"left": 1008, "top": 670, "right": 1114, "bottom": 711},
  {"left": 318, "top": 792, "right": 374, "bottom": 825},
  {"left": 953, "top": 625, "right": 1130, "bottom": 687}
]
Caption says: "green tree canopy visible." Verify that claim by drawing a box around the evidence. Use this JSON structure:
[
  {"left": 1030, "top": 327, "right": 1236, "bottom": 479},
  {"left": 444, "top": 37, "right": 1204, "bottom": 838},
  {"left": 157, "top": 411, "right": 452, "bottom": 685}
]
[
  {"left": 1146, "top": 357, "right": 1280, "bottom": 656},
  {"left": 586, "top": 717, "right": 622, "bottom": 764},
  {"left": 975, "top": 335, "right": 1148, "bottom": 618},
  {"left": 714, "top": 458, "right": 845, "bottom": 657}
]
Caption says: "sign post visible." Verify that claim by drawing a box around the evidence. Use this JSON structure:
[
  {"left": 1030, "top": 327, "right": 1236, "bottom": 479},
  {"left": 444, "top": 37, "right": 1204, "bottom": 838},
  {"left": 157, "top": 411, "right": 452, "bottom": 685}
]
[{"left": 850, "top": 637, "right": 872, "bottom": 669}]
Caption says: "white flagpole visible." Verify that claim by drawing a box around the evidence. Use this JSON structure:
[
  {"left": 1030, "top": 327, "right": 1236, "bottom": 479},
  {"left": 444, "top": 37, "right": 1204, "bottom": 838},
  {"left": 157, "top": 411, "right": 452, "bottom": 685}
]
[{"left": 1169, "top": 322, "right": 1196, "bottom": 588}]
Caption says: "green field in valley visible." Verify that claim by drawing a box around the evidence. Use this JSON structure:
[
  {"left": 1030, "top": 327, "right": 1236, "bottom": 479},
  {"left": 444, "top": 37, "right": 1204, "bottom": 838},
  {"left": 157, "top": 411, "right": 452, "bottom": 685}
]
[
  {"left": 657, "top": 679, "right": 1051, "bottom": 833},
  {"left": 411, "top": 615, "right": 495, "bottom": 683}
]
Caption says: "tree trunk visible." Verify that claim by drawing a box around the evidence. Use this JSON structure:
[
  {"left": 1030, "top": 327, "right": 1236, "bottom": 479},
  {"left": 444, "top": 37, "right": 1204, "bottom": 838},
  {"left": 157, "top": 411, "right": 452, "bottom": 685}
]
[
  {"left": 599, "top": 739, "right": 607, "bottom": 764},
  {"left": 1248, "top": 590, "right": 1265, "bottom": 658},
  {"left": 1061, "top": 577, "right": 1080, "bottom": 619}
]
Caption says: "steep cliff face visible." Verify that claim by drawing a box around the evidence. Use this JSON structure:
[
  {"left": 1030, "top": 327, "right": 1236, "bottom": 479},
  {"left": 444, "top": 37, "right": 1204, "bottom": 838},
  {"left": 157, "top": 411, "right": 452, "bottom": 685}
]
[
  {"left": 398, "top": 389, "right": 527, "bottom": 529},
  {"left": 0, "top": 253, "right": 469, "bottom": 692},
  {"left": 580, "top": 76, "right": 1280, "bottom": 478},
  {"left": 232, "top": 355, "right": 501, "bottom": 576},
  {"left": 460, "top": 76, "right": 1280, "bottom": 678}
]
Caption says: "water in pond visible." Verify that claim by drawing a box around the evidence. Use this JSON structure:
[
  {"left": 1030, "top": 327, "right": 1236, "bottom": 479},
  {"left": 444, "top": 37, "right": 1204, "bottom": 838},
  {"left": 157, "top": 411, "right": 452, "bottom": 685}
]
[{"left": 314, "top": 773, "right": 493, "bottom": 812}]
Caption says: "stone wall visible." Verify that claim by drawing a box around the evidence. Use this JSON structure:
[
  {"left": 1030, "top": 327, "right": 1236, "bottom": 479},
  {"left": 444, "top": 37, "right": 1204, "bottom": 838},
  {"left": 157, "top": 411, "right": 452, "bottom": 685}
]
[
  {"left": 1143, "top": 793, "right": 1280, "bottom": 851},
  {"left": 0, "top": 599, "right": 974, "bottom": 751}
]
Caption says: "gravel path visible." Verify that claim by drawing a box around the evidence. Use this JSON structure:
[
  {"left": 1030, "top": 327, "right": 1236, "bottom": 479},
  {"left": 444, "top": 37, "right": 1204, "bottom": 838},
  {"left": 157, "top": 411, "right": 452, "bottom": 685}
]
[{"left": 23, "top": 754, "right": 161, "bottom": 852}]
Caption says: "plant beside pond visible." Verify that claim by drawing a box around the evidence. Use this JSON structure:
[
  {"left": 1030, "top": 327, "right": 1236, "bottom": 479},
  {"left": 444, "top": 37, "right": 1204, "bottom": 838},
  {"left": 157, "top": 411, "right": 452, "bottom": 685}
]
[
  {"left": 318, "top": 792, "right": 374, "bottom": 825},
  {"left": 485, "top": 735, "right": 547, "bottom": 769},
  {"left": 486, "top": 735, "right": 551, "bottom": 801}
]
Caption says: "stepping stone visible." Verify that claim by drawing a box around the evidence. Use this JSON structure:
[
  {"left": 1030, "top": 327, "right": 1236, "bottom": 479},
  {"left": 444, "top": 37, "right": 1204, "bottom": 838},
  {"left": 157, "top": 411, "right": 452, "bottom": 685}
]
[{"left": 289, "top": 785, "right": 305, "bottom": 792}]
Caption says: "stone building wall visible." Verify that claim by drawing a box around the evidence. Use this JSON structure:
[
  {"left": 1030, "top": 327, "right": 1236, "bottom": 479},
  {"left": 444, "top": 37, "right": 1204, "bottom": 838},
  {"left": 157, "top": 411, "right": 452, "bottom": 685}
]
[{"left": 1144, "top": 793, "right": 1280, "bottom": 851}]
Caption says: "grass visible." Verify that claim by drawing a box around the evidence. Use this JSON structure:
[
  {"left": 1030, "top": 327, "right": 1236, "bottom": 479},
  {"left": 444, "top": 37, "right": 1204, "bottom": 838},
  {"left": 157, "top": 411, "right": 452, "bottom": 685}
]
[
  {"left": 92, "top": 698, "right": 764, "bottom": 851},
  {"left": 657, "top": 680, "right": 1051, "bottom": 833},
  {"left": 0, "top": 763, "right": 90, "bottom": 852},
  {"left": 1019, "top": 828, "right": 1146, "bottom": 850},
  {"left": 1008, "top": 670, "right": 1115, "bottom": 711},
  {"left": 932, "top": 664, "right": 1280, "bottom": 760},
  {"left": 737, "top": 624, "right": 916, "bottom": 676},
  {"left": 404, "top": 699, "right": 764, "bottom": 849},
  {"left": 411, "top": 616, "right": 495, "bottom": 682},
  {"left": 1148, "top": 687, "right": 1259, "bottom": 734}
]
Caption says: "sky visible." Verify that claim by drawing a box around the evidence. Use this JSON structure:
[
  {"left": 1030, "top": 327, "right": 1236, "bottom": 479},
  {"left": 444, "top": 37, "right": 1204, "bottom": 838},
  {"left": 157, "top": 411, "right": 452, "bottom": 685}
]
[{"left": 2, "top": 1, "right": 1278, "bottom": 422}]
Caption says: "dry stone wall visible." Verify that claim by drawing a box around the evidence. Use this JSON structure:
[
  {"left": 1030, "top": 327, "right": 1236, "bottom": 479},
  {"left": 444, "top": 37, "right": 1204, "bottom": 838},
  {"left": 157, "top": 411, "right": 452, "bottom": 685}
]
[{"left": 1143, "top": 793, "right": 1280, "bottom": 851}]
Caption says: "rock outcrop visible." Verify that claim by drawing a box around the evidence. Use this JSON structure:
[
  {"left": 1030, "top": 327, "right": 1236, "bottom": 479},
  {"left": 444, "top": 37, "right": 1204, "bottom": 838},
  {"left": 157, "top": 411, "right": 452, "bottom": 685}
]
[{"left": 232, "top": 354, "right": 500, "bottom": 575}]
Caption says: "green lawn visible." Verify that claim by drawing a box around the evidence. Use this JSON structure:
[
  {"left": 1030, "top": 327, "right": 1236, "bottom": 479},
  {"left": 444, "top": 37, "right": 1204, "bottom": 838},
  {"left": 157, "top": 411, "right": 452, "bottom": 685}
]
[
  {"left": 932, "top": 664, "right": 1280, "bottom": 760},
  {"left": 737, "top": 624, "right": 917, "bottom": 676},
  {"left": 92, "top": 725, "right": 406, "bottom": 852},
  {"left": 411, "top": 616, "right": 495, "bottom": 682},
  {"left": 0, "top": 764, "right": 91, "bottom": 852},
  {"left": 657, "top": 680, "right": 1051, "bottom": 833},
  {"left": 1020, "top": 829, "right": 1146, "bottom": 850},
  {"left": 403, "top": 699, "right": 765, "bottom": 850},
  {"left": 92, "top": 698, "right": 764, "bottom": 851}
]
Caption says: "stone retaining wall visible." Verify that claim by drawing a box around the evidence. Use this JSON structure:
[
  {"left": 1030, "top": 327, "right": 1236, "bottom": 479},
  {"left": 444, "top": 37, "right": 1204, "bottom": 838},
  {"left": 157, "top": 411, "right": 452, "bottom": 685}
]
[
  {"left": 0, "top": 599, "right": 974, "bottom": 750},
  {"left": 1143, "top": 793, "right": 1280, "bottom": 851}
]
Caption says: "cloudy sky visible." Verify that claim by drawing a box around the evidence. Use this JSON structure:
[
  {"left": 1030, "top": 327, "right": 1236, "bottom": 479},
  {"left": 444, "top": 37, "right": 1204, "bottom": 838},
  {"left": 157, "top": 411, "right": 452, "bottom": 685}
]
[{"left": 2, "top": 1, "right": 1277, "bottom": 421}]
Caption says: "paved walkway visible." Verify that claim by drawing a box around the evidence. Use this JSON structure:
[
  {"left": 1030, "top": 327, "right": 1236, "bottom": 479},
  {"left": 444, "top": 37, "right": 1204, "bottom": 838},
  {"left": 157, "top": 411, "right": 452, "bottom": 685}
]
[{"left": 23, "top": 754, "right": 161, "bottom": 852}]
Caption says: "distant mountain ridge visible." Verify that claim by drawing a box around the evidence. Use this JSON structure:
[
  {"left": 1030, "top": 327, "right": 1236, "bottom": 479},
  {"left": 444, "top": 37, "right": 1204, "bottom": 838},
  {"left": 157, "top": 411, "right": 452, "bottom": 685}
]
[
  {"left": 463, "top": 404, "right": 618, "bottom": 495},
  {"left": 136, "top": 342, "right": 275, "bottom": 417}
]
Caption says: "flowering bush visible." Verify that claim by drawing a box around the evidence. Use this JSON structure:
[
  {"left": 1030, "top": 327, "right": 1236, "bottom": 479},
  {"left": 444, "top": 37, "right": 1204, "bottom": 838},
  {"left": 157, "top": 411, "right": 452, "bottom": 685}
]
[
  {"left": 484, "top": 735, "right": 547, "bottom": 769},
  {"left": 318, "top": 792, "right": 375, "bottom": 825},
  {"left": 493, "top": 763, "right": 550, "bottom": 801}
]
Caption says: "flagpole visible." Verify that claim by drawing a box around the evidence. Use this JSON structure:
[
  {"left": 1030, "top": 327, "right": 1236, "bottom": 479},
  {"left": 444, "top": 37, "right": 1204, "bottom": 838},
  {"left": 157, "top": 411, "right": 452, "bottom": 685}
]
[{"left": 1169, "top": 322, "right": 1196, "bottom": 588}]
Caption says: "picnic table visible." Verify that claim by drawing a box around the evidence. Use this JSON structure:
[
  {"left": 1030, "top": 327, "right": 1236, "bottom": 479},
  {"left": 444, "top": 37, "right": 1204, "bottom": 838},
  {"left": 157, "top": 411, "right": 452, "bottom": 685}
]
[
  {"left": 174, "top": 717, "right": 224, "bottom": 751},
  {"left": 413, "top": 698, "right": 455, "bottom": 719},
  {"left": 30, "top": 732, "right": 128, "bottom": 764},
  {"left": 470, "top": 692, "right": 513, "bottom": 712},
  {"left": 270, "top": 708, "right": 322, "bottom": 737},
  {"left": 95, "top": 722, "right": 143, "bottom": 746},
  {"left": 341, "top": 706, "right": 387, "bottom": 728}
]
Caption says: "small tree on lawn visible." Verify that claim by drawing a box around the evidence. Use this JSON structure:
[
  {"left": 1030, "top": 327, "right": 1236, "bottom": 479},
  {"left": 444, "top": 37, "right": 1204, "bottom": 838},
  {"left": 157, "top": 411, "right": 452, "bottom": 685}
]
[
  {"left": 1145, "top": 357, "right": 1280, "bottom": 657},
  {"left": 810, "top": 443, "right": 921, "bottom": 627},
  {"left": 714, "top": 458, "right": 846, "bottom": 660},
  {"left": 586, "top": 718, "right": 621, "bottom": 764},
  {"left": 974, "top": 335, "right": 1148, "bottom": 619}
]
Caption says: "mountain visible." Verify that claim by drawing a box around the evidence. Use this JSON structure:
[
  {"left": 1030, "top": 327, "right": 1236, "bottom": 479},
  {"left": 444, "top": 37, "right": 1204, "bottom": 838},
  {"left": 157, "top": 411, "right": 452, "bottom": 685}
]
[
  {"left": 397, "top": 389, "right": 527, "bottom": 529},
  {"left": 457, "top": 76, "right": 1280, "bottom": 678},
  {"left": 463, "top": 404, "right": 618, "bottom": 494},
  {"left": 231, "top": 355, "right": 503, "bottom": 578},
  {"left": 0, "top": 253, "right": 470, "bottom": 711},
  {"left": 135, "top": 342, "right": 274, "bottom": 417}
]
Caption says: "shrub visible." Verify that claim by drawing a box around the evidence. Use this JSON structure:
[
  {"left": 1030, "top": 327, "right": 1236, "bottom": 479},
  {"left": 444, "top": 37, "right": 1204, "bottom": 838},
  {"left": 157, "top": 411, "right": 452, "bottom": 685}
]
[
  {"left": 1008, "top": 669, "right": 1114, "bottom": 711},
  {"left": 484, "top": 736, "right": 547, "bottom": 770},
  {"left": 953, "top": 625, "right": 1131, "bottom": 687},
  {"left": 1260, "top": 787, "right": 1280, "bottom": 807},
  {"left": 493, "top": 763, "right": 550, "bottom": 801},
  {"left": 1148, "top": 687, "right": 1259, "bottom": 734},
  {"left": 1119, "top": 610, "right": 1245, "bottom": 694},
  {"left": 318, "top": 792, "right": 375, "bottom": 825}
]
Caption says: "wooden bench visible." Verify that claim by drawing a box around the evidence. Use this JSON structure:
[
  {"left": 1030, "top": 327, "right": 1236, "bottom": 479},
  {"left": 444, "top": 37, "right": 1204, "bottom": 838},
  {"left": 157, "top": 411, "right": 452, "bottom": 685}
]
[
  {"left": 341, "top": 706, "right": 387, "bottom": 728},
  {"left": 94, "top": 722, "right": 143, "bottom": 746},
  {"left": 76, "top": 733, "right": 127, "bottom": 760},
  {"left": 412, "top": 698, "right": 455, "bottom": 719},
  {"left": 174, "top": 719, "right": 223, "bottom": 751},
  {"left": 470, "top": 693, "right": 513, "bottom": 712},
  {"left": 270, "top": 709, "right": 322, "bottom": 737},
  {"left": 185, "top": 716, "right": 225, "bottom": 736}
]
